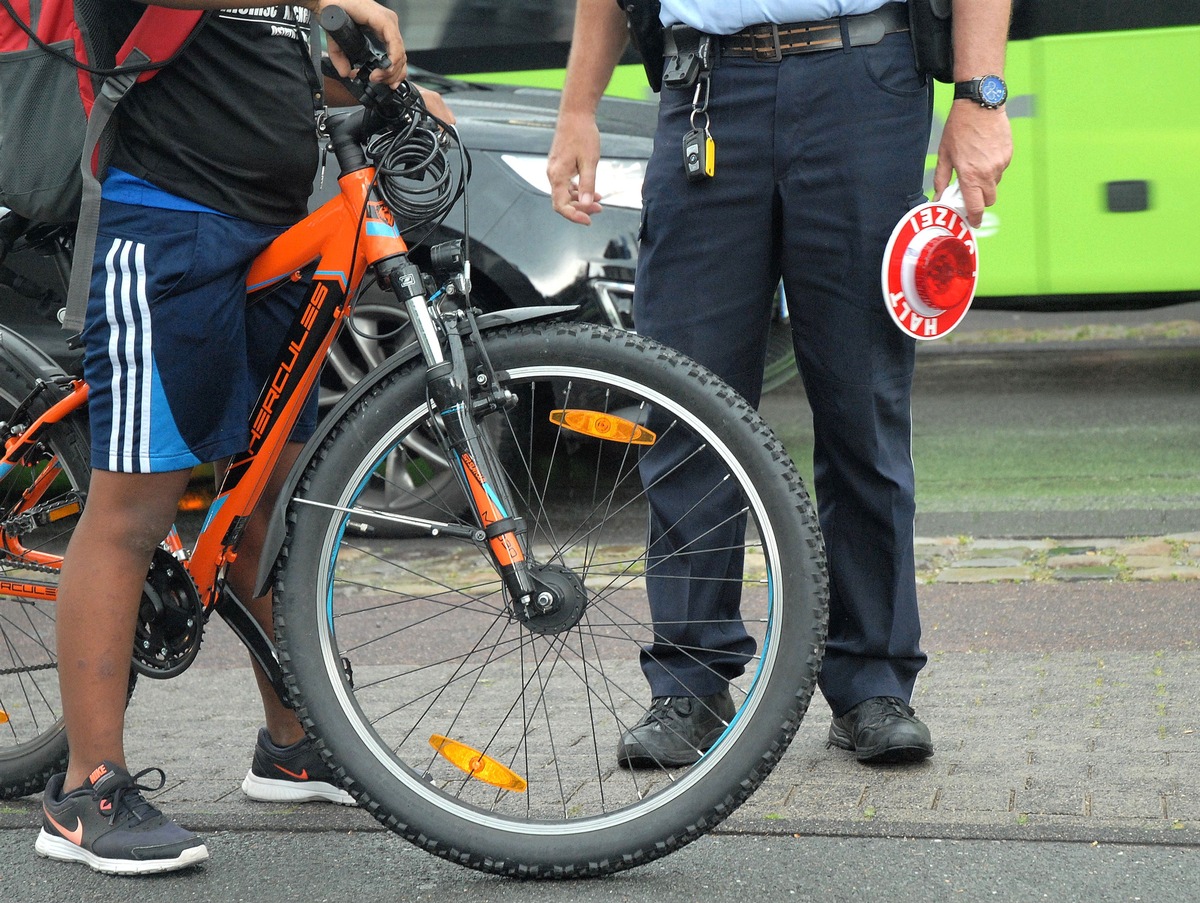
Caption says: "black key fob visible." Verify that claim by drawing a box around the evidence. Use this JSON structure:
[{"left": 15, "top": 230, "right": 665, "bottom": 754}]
[{"left": 682, "top": 128, "right": 715, "bottom": 182}]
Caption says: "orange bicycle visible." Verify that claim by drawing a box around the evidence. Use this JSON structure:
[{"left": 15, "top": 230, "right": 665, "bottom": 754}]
[{"left": 0, "top": 8, "right": 827, "bottom": 877}]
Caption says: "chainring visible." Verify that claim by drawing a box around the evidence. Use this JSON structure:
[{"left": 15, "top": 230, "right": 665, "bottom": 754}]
[{"left": 132, "top": 546, "right": 205, "bottom": 679}]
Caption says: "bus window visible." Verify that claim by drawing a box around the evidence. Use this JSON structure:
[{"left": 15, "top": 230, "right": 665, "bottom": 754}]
[
  {"left": 1010, "top": 0, "right": 1200, "bottom": 40},
  {"left": 386, "top": 0, "right": 649, "bottom": 95}
]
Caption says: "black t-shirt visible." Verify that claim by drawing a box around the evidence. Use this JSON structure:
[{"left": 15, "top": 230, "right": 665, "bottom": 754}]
[{"left": 106, "top": 4, "right": 320, "bottom": 225}]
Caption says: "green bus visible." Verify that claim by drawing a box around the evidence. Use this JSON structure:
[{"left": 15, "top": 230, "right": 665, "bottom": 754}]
[{"left": 397, "top": 0, "right": 1200, "bottom": 311}]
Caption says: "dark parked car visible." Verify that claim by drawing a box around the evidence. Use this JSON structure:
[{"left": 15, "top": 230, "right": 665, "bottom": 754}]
[
  {"left": 0, "top": 68, "right": 649, "bottom": 393},
  {"left": 1, "top": 67, "right": 797, "bottom": 390}
]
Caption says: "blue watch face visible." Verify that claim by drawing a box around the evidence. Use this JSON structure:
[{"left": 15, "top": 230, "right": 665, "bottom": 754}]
[{"left": 979, "top": 75, "right": 1007, "bottom": 106}]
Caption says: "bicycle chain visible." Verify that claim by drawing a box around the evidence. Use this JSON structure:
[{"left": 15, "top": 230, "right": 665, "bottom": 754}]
[
  {"left": 0, "top": 661, "right": 56, "bottom": 676},
  {"left": 0, "top": 552, "right": 59, "bottom": 575}
]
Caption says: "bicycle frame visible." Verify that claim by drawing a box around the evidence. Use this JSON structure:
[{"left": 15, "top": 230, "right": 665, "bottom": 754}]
[
  {"left": 0, "top": 160, "right": 399, "bottom": 600},
  {"left": 191, "top": 165, "right": 408, "bottom": 606},
  {"left": 0, "top": 99, "right": 544, "bottom": 698}
]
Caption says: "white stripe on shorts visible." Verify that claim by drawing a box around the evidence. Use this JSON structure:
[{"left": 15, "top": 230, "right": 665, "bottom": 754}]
[{"left": 103, "top": 238, "right": 153, "bottom": 472}]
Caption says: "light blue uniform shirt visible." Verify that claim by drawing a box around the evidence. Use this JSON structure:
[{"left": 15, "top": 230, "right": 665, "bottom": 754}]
[{"left": 659, "top": 1, "right": 902, "bottom": 34}]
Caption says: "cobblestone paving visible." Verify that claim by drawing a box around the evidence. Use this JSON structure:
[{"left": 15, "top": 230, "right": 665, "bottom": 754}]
[{"left": 916, "top": 532, "right": 1200, "bottom": 585}]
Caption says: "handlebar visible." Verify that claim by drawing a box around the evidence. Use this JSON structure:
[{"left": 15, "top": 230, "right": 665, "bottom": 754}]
[
  {"left": 318, "top": 5, "right": 418, "bottom": 116},
  {"left": 318, "top": 5, "right": 381, "bottom": 71},
  {"left": 317, "top": 5, "right": 464, "bottom": 235},
  {"left": 318, "top": 5, "right": 390, "bottom": 98},
  {"left": 318, "top": 5, "right": 418, "bottom": 173}
]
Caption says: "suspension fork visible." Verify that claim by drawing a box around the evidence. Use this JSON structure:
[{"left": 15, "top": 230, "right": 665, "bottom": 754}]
[{"left": 380, "top": 256, "right": 542, "bottom": 611}]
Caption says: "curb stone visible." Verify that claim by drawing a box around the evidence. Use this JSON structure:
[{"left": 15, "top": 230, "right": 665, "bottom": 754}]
[{"left": 916, "top": 533, "right": 1200, "bottom": 584}]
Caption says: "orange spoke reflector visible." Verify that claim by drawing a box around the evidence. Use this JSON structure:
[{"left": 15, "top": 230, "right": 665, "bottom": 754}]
[
  {"left": 549, "top": 409, "right": 656, "bottom": 446},
  {"left": 0, "top": 711, "right": 8, "bottom": 725},
  {"left": 429, "top": 735, "right": 527, "bottom": 792}
]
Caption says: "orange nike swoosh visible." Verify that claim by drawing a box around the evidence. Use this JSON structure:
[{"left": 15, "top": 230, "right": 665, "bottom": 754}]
[
  {"left": 274, "top": 765, "right": 309, "bottom": 780},
  {"left": 43, "top": 807, "right": 84, "bottom": 846}
]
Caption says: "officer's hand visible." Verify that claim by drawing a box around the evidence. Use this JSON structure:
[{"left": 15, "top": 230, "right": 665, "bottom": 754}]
[
  {"left": 934, "top": 102, "right": 1013, "bottom": 228},
  {"left": 548, "top": 112, "right": 605, "bottom": 226}
]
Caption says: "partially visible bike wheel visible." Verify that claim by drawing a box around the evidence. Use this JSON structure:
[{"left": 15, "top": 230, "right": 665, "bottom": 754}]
[
  {"left": 0, "top": 362, "right": 89, "bottom": 798},
  {"left": 275, "top": 323, "right": 828, "bottom": 876}
]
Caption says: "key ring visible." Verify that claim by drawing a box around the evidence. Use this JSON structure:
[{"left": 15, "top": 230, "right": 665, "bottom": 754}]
[{"left": 689, "top": 76, "right": 711, "bottom": 132}]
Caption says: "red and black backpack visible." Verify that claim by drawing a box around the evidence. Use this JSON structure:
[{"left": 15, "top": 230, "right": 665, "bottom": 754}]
[{"left": 0, "top": 0, "right": 205, "bottom": 329}]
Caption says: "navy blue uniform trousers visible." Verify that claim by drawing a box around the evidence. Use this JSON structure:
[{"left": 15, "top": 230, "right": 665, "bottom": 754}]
[{"left": 633, "top": 32, "right": 933, "bottom": 716}]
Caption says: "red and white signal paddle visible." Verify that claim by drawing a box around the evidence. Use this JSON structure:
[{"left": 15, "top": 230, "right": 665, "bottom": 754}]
[{"left": 881, "top": 183, "right": 977, "bottom": 340}]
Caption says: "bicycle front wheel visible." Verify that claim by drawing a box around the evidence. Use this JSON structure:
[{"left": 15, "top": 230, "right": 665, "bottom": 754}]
[
  {"left": 0, "top": 361, "right": 89, "bottom": 798},
  {"left": 275, "top": 323, "right": 828, "bottom": 876}
]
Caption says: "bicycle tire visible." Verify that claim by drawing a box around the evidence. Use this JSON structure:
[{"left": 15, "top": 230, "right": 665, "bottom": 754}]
[
  {"left": 274, "top": 323, "right": 828, "bottom": 876},
  {"left": 0, "top": 361, "right": 90, "bottom": 798}
]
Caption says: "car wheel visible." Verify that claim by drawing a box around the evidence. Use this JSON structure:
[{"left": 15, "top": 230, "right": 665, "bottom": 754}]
[{"left": 321, "top": 292, "right": 493, "bottom": 536}]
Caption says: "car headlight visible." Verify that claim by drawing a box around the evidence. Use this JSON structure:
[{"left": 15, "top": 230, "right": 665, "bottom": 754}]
[{"left": 501, "top": 153, "right": 645, "bottom": 210}]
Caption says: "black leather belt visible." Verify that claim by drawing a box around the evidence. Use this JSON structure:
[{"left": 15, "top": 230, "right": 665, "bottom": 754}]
[{"left": 720, "top": 2, "right": 909, "bottom": 61}]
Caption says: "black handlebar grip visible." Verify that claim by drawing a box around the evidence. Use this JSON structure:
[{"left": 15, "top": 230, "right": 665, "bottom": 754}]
[{"left": 319, "top": 5, "right": 371, "bottom": 69}]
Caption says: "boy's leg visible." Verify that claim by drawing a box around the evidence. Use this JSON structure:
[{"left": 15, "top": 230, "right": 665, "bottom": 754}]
[
  {"left": 216, "top": 442, "right": 306, "bottom": 746},
  {"left": 227, "top": 269, "right": 351, "bottom": 804},
  {"left": 232, "top": 247, "right": 325, "bottom": 745},
  {"left": 70, "top": 199, "right": 270, "bottom": 787},
  {"left": 219, "top": 443, "right": 357, "bottom": 805},
  {"left": 44, "top": 466, "right": 210, "bottom": 873},
  {"left": 57, "top": 469, "right": 192, "bottom": 791}
]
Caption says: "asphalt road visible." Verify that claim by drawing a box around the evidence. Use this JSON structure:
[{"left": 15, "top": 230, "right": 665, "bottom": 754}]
[{"left": 2, "top": 830, "right": 1196, "bottom": 902}]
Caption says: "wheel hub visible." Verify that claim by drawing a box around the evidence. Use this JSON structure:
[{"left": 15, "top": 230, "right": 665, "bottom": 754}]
[{"left": 513, "top": 562, "right": 588, "bottom": 634}]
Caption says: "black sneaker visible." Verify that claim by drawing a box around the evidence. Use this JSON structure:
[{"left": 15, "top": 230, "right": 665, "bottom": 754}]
[
  {"left": 35, "top": 762, "right": 209, "bottom": 875},
  {"left": 616, "top": 690, "right": 736, "bottom": 769},
  {"left": 241, "top": 727, "right": 356, "bottom": 805},
  {"left": 828, "top": 696, "right": 934, "bottom": 764}
]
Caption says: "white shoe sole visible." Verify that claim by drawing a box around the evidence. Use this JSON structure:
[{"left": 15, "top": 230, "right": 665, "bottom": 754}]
[
  {"left": 35, "top": 829, "right": 209, "bottom": 875},
  {"left": 241, "top": 771, "right": 356, "bottom": 806}
]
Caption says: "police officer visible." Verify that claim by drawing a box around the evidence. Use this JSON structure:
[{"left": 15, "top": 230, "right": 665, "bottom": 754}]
[{"left": 548, "top": 0, "right": 1012, "bottom": 766}]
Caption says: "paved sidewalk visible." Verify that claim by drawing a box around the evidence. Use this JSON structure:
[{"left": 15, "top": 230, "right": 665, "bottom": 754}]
[
  {"left": 726, "top": 535, "right": 1200, "bottom": 847},
  {"left": 1, "top": 536, "right": 1196, "bottom": 854}
]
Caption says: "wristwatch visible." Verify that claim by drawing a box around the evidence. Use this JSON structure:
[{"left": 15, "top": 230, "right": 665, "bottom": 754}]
[{"left": 953, "top": 75, "right": 1008, "bottom": 109}]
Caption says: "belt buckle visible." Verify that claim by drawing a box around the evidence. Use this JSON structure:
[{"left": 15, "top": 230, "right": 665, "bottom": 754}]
[{"left": 750, "top": 24, "right": 783, "bottom": 62}]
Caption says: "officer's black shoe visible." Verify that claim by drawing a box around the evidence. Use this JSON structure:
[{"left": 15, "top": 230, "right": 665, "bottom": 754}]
[
  {"left": 617, "top": 690, "right": 736, "bottom": 769},
  {"left": 828, "top": 696, "right": 934, "bottom": 764}
]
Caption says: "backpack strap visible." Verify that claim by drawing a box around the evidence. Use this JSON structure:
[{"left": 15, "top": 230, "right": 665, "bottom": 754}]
[{"left": 62, "top": 8, "right": 205, "bottom": 334}]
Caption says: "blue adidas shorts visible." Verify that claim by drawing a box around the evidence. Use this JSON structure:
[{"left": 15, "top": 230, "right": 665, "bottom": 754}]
[{"left": 82, "top": 198, "right": 319, "bottom": 474}]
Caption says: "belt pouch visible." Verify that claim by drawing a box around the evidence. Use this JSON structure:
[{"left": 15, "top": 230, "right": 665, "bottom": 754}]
[
  {"left": 908, "top": 0, "right": 954, "bottom": 83},
  {"left": 661, "top": 24, "right": 714, "bottom": 89},
  {"left": 617, "top": 0, "right": 666, "bottom": 93}
]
